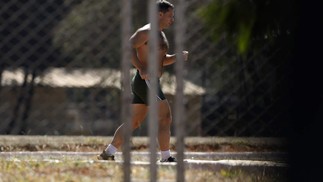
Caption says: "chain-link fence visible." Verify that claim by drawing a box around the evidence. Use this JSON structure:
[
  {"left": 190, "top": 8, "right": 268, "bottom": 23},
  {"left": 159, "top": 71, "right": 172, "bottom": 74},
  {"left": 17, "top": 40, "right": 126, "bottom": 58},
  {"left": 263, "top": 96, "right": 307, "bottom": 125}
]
[{"left": 0, "top": 0, "right": 292, "bottom": 137}]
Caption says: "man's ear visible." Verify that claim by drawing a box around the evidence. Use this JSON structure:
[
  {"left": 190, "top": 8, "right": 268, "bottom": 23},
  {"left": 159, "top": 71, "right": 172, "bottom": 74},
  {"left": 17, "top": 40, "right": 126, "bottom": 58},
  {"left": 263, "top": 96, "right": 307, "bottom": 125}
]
[{"left": 159, "top": 12, "right": 163, "bottom": 17}]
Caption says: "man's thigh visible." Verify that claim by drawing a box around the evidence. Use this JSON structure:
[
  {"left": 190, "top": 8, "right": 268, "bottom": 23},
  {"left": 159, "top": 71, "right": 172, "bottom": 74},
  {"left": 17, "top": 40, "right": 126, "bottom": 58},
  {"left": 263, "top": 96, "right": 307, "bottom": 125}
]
[
  {"left": 131, "top": 104, "right": 148, "bottom": 123},
  {"left": 158, "top": 100, "right": 171, "bottom": 118}
]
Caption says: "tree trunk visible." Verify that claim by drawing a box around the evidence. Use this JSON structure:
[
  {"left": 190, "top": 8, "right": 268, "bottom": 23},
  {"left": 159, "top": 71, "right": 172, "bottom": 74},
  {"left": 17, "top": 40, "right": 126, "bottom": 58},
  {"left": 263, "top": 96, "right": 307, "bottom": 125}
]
[
  {"left": 6, "top": 68, "right": 29, "bottom": 134},
  {"left": 19, "top": 70, "right": 36, "bottom": 134}
]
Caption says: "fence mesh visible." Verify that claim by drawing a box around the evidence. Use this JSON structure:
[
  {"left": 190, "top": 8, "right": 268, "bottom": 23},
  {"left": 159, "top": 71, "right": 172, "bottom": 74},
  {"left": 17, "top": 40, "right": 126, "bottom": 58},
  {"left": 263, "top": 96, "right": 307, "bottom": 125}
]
[{"left": 0, "top": 0, "right": 292, "bottom": 137}]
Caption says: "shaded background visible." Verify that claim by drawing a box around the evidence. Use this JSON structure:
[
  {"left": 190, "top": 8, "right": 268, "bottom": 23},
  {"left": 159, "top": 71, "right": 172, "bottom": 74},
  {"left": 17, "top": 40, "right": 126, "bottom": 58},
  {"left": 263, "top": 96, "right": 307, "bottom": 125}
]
[{"left": 288, "top": 0, "right": 323, "bottom": 181}]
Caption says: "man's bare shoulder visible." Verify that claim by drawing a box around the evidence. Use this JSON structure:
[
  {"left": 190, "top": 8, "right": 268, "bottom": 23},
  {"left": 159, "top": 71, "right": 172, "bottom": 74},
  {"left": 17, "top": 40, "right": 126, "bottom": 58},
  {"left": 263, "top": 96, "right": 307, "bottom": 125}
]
[
  {"left": 132, "top": 24, "right": 150, "bottom": 40},
  {"left": 137, "top": 24, "right": 150, "bottom": 32},
  {"left": 130, "top": 24, "right": 150, "bottom": 46}
]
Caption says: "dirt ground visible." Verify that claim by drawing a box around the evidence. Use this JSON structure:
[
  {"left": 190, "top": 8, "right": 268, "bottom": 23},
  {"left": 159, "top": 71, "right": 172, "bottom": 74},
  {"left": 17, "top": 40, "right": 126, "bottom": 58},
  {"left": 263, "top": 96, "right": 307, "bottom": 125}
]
[{"left": 0, "top": 135, "right": 288, "bottom": 152}]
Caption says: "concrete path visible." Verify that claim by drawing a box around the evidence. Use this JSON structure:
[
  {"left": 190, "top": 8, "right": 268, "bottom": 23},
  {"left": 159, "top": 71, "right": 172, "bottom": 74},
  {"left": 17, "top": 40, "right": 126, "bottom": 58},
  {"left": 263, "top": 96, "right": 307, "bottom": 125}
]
[{"left": 0, "top": 151, "right": 288, "bottom": 176}]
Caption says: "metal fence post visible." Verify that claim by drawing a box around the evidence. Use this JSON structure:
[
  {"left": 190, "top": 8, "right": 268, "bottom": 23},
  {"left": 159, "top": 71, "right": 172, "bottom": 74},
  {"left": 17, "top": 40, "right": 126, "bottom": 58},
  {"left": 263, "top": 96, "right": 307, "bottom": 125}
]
[
  {"left": 148, "top": 1, "right": 159, "bottom": 182},
  {"left": 174, "top": 0, "right": 186, "bottom": 181},
  {"left": 121, "top": 0, "right": 132, "bottom": 181}
]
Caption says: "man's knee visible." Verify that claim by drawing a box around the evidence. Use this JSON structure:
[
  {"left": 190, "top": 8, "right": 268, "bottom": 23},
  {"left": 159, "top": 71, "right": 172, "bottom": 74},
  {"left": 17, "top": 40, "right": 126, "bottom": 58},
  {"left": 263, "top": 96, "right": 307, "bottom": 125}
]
[
  {"left": 159, "top": 114, "right": 172, "bottom": 126},
  {"left": 158, "top": 100, "right": 172, "bottom": 126},
  {"left": 132, "top": 119, "right": 144, "bottom": 129}
]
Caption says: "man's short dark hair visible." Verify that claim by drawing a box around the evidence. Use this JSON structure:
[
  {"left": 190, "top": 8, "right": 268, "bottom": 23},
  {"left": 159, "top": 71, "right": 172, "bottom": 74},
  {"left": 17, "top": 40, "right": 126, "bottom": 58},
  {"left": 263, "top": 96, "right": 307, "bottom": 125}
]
[{"left": 157, "top": 0, "right": 174, "bottom": 13}]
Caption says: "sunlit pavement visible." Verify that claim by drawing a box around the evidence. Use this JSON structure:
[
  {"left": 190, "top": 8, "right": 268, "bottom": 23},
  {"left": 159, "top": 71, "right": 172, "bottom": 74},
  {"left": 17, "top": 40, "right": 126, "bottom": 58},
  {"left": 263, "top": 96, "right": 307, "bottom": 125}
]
[{"left": 0, "top": 151, "right": 287, "bottom": 174}]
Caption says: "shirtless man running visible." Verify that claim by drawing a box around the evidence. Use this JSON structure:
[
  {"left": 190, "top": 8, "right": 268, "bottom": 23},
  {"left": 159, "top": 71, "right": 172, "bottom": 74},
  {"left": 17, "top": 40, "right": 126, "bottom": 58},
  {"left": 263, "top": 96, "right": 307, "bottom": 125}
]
[{"left": 98, "top": 0, "right": 189, "bottom": 162}]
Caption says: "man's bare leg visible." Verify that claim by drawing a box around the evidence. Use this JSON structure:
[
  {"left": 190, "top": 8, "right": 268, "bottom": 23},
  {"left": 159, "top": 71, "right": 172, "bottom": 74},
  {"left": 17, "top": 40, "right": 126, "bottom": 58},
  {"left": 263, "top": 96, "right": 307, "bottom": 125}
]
[
  {"left": 157, "top": 100, "right": 174, "bottom": 161},
  {"left": 99, "top": 104, "right": 148, "bottom": 158}
]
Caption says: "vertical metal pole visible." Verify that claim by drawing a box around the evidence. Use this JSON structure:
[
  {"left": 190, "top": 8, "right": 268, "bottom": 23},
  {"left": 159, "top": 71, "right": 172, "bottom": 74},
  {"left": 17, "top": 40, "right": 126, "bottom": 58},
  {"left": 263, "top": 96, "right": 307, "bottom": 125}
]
[
  {"left": 148, "top": 1, "right": 159, "bottom": 182},
  {"left": 174, "top": 0, "right": 186, "bottom": 182},
  {"left": 121, "top": 0, "right": 132, "bottom": 182}
]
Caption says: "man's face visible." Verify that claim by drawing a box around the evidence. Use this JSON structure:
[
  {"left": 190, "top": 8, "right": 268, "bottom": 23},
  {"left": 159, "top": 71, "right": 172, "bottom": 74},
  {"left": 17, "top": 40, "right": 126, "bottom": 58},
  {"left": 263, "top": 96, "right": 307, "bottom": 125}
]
[{"left": 159, "top": 8, "right": 174, "bottom": 29}]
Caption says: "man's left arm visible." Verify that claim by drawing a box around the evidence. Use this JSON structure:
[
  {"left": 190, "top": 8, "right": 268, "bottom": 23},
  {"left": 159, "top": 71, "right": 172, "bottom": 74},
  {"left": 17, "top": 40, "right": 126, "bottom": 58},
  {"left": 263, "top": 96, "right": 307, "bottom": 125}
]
[{"left": 163, "top": 51, "right": 189, "bottom": 66}]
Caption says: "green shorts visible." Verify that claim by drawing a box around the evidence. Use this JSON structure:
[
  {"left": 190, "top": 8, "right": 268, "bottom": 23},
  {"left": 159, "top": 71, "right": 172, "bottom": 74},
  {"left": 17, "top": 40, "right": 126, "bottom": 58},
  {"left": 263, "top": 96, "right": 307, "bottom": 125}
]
[{"left": 131, "top": 70, "right": 166, "bottom": 105}]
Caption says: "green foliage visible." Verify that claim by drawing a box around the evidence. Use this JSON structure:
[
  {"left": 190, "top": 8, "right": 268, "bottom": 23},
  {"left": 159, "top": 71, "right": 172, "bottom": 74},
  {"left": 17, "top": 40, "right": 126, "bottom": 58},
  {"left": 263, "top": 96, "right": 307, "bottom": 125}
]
[
  {"left": 197, "top": 0, "right": 256, "bottom": 55},
  {"left": 197, "top": 0, "right": 296, "bottom": 55}
]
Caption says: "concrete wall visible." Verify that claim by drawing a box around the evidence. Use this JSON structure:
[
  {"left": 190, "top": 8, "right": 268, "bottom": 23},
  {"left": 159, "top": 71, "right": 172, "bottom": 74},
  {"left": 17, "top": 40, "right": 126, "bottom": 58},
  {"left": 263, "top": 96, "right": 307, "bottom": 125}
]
[{"left": 0, "top": 86, "right": 203, "bottom": 136}]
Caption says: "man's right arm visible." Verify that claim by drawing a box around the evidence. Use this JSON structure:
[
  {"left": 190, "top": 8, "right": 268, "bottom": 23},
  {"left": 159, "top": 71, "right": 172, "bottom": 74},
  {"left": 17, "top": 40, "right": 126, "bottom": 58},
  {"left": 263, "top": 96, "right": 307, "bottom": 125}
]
[
  {"left": 131, "top": 48, "right": 143, "bottom": 71},
  {"left": 129, "top": 29, "right": 149, "bottom": 79}
]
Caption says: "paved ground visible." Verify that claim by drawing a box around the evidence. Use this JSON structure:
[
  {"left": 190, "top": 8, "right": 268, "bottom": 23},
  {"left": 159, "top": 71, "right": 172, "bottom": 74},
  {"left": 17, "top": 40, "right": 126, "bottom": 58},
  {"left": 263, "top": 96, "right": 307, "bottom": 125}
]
[{"left": 0, "top": 151, "right": 288, "bottom": 163}]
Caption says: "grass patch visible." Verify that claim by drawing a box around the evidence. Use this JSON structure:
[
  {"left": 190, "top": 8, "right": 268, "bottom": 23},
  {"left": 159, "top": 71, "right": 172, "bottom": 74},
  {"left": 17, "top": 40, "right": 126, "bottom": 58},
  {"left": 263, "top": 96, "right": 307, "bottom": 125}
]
[{"left": 0, "top": 159, "right": 286, "bottom": 182}]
